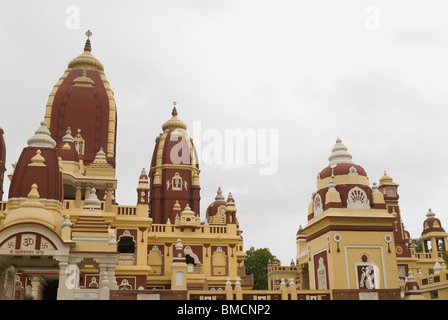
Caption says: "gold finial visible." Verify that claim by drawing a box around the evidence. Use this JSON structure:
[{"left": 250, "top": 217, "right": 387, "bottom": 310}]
[
  {"left": 172, "top": 101, "right": 178, "bottom": 116},
  {"left": 84, "top": 30, "right": 92, "bottom": 52},
  {"left": 162, "top": 101, "right": 187, "bottom": 131}
]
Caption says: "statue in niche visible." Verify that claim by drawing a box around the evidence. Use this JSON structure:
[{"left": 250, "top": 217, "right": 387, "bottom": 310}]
[
  {"left": 317, "top": 257, "right": 327, "bottom": 290},
  {"left": 171, "top": 172, "right": 183, "bottom": 191},
  {"left": 359, "top": 265, "right": 375, "bottom": 289},
  {"left": 74, "top": 129, "right": 85, "bottom": 155}
]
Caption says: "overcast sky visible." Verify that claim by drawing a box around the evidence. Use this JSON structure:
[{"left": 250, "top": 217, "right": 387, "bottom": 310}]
[{"left": 1, "top": 1, "right": 448, "bottom": 264}]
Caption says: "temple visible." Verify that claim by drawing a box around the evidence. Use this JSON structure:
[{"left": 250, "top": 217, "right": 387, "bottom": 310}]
[
  {"left": 268, "top": 138, "right": 448, "bottom": 300},
  {"left": 0, "top": 32, "right": 252, "bottom": 300},
  {"left": 0, "top": 32, "right": 447, "bottom": 300}
]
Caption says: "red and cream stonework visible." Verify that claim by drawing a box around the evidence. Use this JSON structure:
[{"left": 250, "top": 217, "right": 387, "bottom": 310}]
[
  {"left": 1, "top": 33, "right": 448, "bottom": 300},
  {"left": 0, "top": 33, "right": 251, "bottom": 300}
]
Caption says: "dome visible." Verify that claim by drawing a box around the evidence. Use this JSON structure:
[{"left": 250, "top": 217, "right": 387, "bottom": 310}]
[
  {"left": 296, "top": 225, "right": 306, "bottom": 240},
  {"left": 312, "top": 138, "right": 373, "bottom": 214},
  {"left": 27, "top": 121, "right": 57, "bottom": 149},
  {"left": 67, "top": 36, "right": 104, "bottom": 71},
  {"left": 422, "top": 209, "right": 445, "bottom": 235},
  {"left": 161, "top": 104, "right": 188, "bottom": 131},
  {"left": 328, "top": 137, "right": 353, "bottom": 165},
  {"left": 151, "top": 105, "right": 198, "bottom": 168},
  {"left": 4, "top": 184, "right": 57, "bottom": 229},
  {"left": 206, "top": 187, "right": 227, "bottom": 221},
  {"left": 319, "top": 163, "right": 368, "bottom": 180},
  {"left": 379, "top": 171, "right": 399, "bottom": 187},
  {"left": 319, "top": 138, "right": 368, "bottom": 180}
]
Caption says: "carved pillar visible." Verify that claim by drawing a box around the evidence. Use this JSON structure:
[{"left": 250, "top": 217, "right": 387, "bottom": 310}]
[
  {"left": 75, "top": 182, "right": 82, "bottom": 208},
  {"left": 29, "top": 275, "right": 46, "bottom": 300},
  {"left": 105, "top": 183, "right": 113, "bottom": 212},
  {"left": 84, "top": 183, "right": 92, "bottom": 201}
]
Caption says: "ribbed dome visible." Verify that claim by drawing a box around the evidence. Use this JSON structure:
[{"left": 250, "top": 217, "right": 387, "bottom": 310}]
[
  {"left": 328, "top": 137, "right": 353, "bottom": 165},
  {"left": 4, "top": 183, "right": 57, "bottom": 229},
  {"left": 422, "top": 209, "right": 445, "bottom": 235},
  {"left": 162, "top": 105, "right": 188, "bottom": 131},
  {"left": 68, "top": 38, "right": 104, "bottom": 71},
  {"left": 318, "top": 138, "right": 368, "bottom": 180},
  {"left": 27, "top": 121, "right": 57, "bottom": 149}
]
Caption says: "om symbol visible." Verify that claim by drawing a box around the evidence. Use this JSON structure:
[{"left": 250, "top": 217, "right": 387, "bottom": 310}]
[{"left": 22, "top": 238, "right": 34, "bottom": 247}]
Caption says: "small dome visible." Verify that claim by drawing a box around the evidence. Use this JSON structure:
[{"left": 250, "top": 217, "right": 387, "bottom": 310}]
[
  {"left": 4, "top": 184, "right": 56, "bottom": 229},
  {"left": 319, "top": 163, "right": 367, "bottom": 180},
  {"left": 296, "top": 225, "right": 306, "bottom": 239},
  {"left": 422, "top": 209, "right": 445, "bottom": 235},
  {"left": 27, "top": 121, "right": 57, "bottom": 149},
  {"left": 68, "top": 36, "right": 104, "bottom": 71},
  {"left": 151, "top": 105, "right": 198, "bottom": 167},
  {"left": 319, "top": 138, "right": 367, "bottom": 179},
  {"left": 162, "top": 104, "right": 188, "bottom": 131},
  {"left": 313, "top": 138, "right": 372, "bottom": 211},
  {"left": 139, "top": 168, "right": 148, "bottom": 183},
  {"left": 206, "top": 187, "right": 227, "bottom": 219},
  {"left": 404, "top": 271, "right": 421, "bottom": 296},
  {"left": 378, "top": 171, "right": 399, "bottom": 187},
  {"left": 328, "top": 137, "right": 353, "bottom": 165}
]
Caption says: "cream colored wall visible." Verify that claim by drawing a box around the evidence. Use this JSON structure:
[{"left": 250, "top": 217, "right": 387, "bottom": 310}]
[{"left": 307, "top": 230, "right": 400, "bottom": 291}]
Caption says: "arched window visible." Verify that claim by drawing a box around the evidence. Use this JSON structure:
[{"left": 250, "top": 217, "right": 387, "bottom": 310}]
[
  {"left": 313, "top": 194, "right": 323, "bottom": 215},
  {"left": 118, "top": 235, "right": 135, "bottom": 254}
]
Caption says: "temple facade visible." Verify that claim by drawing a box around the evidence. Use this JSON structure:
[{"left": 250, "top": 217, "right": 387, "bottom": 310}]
[
  {"left": 268, "top": 139, "right": 448, "bottom": 300},
  {"left": 0, "top": 32, "right": 447, "bottom": 300},
  {"left": 0, "top": 33, "right": 252, "bottom": 300}
]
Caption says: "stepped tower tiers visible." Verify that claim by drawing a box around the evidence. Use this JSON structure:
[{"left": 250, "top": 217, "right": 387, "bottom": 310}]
[
  {"left": 43, "top": 31, "right": 117, "bottom": 205},
  {"left": 296, "top": 138, "right": 401, "bottom": 299},
  {"left": 149, "top": 104, "right": 200, "bottom": 224}
]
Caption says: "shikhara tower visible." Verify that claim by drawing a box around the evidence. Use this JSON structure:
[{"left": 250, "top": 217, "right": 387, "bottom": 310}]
[
  {"left": 0, "top": 32, "right": 251, "bottom": 300},
  {"left": 149, "top": 104, "right": 201, "bottom": 224}
]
